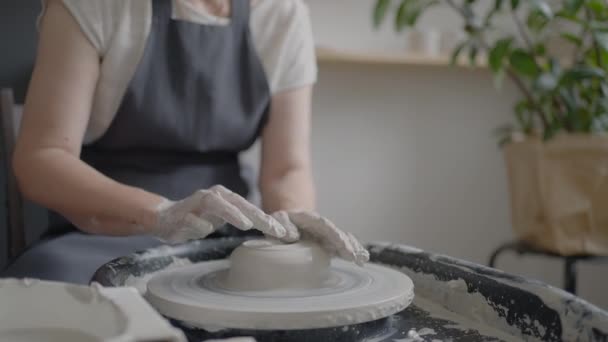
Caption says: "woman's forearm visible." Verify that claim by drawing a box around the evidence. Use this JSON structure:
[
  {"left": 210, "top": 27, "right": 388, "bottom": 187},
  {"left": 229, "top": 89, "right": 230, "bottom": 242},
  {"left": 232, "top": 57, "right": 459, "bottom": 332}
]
[
  {"left": 259, "top": 86, "right": 315, "bottom": 213},
  {"left": 260, "top": 166, "right": 316, "bottom": 213},
  {"left": 14, "top": 147, "right": 164, "bottom": 235},
  {"left": 12, "top": 1, "right": 165, "bottom": 236}
]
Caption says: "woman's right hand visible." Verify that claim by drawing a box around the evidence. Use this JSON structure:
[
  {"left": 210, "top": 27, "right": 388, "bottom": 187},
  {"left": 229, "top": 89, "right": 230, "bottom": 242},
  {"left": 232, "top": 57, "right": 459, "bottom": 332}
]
[{"left": 149, "top": 185, "right": 287, "bottom": 244}]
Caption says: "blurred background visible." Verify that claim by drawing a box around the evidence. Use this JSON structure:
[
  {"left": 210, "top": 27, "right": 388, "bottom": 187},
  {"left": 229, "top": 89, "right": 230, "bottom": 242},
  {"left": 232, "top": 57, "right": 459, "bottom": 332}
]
[{"left": 1, "top": 0, "right": 607, "bottom": 310}]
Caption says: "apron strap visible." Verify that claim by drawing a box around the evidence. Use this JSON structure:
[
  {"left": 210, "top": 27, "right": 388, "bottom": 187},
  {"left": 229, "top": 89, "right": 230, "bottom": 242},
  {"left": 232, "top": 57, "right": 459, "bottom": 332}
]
[
  {"left": 230, "top": 0, "right": 250, "bottom": 31},
  {"left": 152, "top": 0, "right": 172, "bottom": 22}
]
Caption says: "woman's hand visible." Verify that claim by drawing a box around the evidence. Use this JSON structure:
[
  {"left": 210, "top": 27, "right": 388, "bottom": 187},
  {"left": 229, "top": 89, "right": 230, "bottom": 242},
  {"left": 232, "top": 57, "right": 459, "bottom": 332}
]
[
  {"left": 272, "top": 211, "right": 370, "bottom": 266},
  {"left": 257, "top": 87, "right": 368, "bottom": 265},
  {"left": 150, "top": 185, "right": 287, "bottom": 244}
]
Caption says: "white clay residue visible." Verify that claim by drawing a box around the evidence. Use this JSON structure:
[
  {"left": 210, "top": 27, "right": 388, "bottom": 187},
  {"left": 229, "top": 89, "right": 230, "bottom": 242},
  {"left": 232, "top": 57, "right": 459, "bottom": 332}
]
[
  {"left": 404, "top": 271, "right": 526, "bottom": 341},
  {"left": 369, "top": 244, "right": 425, "bottom": 255},
  {"left": 414, "top": 296, "right": 521, "bottom": 342},
  {"left": 123, "top": 256, "right": 192, "bottom": 295},
  {"left": 400, "top": 329, "right": 424, "bottom": 341},
  {"left": 417, "top": 328, "right": 436, "bottom": 336},
  {"left": 368, "top": 243, "right": 529, "bottom": 341},
  {"left": 370, "top": 242, "right": 608, "bottom": 342},
  {"left": 362, "top": 328, "right": 399, "bottom": 342},
  {"left": 444, "top": 260, "right": 608, "bottom": 341}
]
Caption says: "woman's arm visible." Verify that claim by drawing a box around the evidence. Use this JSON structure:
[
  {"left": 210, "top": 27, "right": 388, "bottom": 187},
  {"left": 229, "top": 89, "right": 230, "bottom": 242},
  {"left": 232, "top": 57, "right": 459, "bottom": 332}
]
[
  {"left": 259, "top": 86, "right": 316, "bottom": 212},
  {"left": 259, "top": 87, "right": 369, "bottom": 265},
  {"left": 14, "top": 0, "right": 163, "bottom": 235}
]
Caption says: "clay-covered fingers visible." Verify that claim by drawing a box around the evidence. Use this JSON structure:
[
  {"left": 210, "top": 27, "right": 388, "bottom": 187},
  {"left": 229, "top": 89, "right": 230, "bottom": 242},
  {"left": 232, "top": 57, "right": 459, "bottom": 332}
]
[
  {"left": 271, "top": 211, "right": 300, "bottom": 242},
  {"left": 182, "top": 213, "right": 215, "bottom": 237},
  {"left": 210, "top": 185, "right": 287, "bottom": 239},
  {"left": 287, "top": 211, "right": 369, "bottom": 266},
  {"left": 347, "top": 232, "right": 370, "bottom": 265},
  {"left": 194, "top": 190, "right": 253, "bottom": 231},
  {"left": 160, "top": 213, "right": 214, "bottom": 243}
]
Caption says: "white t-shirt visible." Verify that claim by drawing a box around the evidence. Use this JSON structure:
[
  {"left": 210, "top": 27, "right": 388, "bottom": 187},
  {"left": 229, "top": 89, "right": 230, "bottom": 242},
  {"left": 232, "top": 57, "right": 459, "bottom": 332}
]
[{"left": 42, "top": 0, "right": 317, "bottom": 143}]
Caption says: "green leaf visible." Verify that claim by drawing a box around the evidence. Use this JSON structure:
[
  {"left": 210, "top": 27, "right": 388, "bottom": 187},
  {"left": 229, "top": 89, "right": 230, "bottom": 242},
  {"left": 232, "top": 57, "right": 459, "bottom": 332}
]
[
  {"left": 560, "top": 32, "right": 583, "bottom": 46},
  {"left": 406, "top": 6, "right": 423, "bottom": 26},
  {"left": 373, "top": 0, "right": 391, "bottom": 28},
  {"left": 489, "top": 38, "right": 513, "bottom": 72},
  {"left": 594, "top": 32, "right": 608, "bottom": 52},
  {"left": 587, "top": 0, "right": 607, "bottom": 16},
  {"left": 531, "top": 0, "right": 553, "bottom": 19},
  {"left": 509, "top": 49, "right": 540, "bottom": 77},
  {"left": 395, "top": 1, "right": 408, "bottom": 31},
  {"left": 584, "top": 47, "right": 608, "bottom": 67},
  {"left": 450, "top": 41, "right": 467, "bottom": 66},
  {"left": 559, "top": 88, "right": 577, "bottom": 111},
  {"left": 394, "top": 0, "right": 432, "bottom": 31},
  {"left": 511, "top": 0, "right": 520, "bottom": 10},
  {"left": 564, "top": 0, "right": 584, "bottom": 14},
  {"left": 534, "top": 43, "right": 546, "bottom": 55},
  {"left": 601, "top": 49, "right": 608, "bottom": 66},
  {"left": 555, "top": 11, "right": 584, "bottom": 23},
  {"left": 514, "top": 100, "right": 534, "bottom": 133},
  {"left": 561, "top": 66, "right": 606, "bottom": 84},
  {"left": 566, "top": 107, "right": 584, "bottom": 132},
  {"left": 527, "top": 10, "right": 550, "bottom": 32}
]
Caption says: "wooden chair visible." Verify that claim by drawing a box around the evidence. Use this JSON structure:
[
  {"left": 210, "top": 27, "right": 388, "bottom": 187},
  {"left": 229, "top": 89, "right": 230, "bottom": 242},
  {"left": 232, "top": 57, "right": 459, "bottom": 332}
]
[{"left": 0, "top": 88, "right": 26, "bottom": 262}]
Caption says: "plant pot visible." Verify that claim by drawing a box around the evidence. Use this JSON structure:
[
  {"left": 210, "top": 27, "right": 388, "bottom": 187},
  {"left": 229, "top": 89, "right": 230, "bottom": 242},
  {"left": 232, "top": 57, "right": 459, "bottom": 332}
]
[{"left": 504, "top": 134, "right": 608, "bottom": 256}]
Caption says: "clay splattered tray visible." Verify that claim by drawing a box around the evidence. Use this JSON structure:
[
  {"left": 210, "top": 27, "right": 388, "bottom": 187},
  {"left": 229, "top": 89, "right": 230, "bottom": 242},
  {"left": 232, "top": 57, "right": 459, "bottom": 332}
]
[
  {"left": 93, "top": 237, "right": 608, "bottom": 342},
  {"left": 0, "top": 278, "right": 185, "bottom": 342}
]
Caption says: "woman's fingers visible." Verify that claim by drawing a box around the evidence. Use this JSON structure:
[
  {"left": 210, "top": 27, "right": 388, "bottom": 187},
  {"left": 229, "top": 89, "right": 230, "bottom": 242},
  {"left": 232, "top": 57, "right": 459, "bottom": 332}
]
[
  {"left": 197, "top": 190, "right": 253, "bottom": 231},
  {"left": 272, "top": 211, "right": 300, "bottom": 242},
  {"left": 287, "top": 211, "right": 367, "bottom": 265},
  {"left": 347, "top": 232, "right": 370, "bottom": 265},
  {"left": 211, "top": 185, "right": 287, "bottom": 238},
  {"left": 183, "top": 213, "right": 215, "bottom": 236},
  {"left": 163, "top": 213, "right": 214, "bottom": 243}
]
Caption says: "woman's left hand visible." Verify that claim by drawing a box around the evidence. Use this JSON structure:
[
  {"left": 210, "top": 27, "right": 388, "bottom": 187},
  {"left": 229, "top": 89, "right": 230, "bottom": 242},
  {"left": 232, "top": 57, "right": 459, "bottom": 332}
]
[{"left": 271, "top": 211, "right": 370, "bottom": 266}]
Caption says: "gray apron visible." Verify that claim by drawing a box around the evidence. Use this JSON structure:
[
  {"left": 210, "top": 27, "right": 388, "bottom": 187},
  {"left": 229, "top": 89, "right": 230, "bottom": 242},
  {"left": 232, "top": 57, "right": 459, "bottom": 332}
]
[{"left": 2, "top": 0, "right": 270, "bottom": 284}]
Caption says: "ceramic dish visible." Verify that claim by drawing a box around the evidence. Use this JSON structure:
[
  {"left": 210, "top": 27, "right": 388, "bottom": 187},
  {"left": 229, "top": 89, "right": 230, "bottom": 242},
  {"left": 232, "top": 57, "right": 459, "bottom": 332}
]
[{"left": 0, "top": 278, "right": 186, "bottom": 342}]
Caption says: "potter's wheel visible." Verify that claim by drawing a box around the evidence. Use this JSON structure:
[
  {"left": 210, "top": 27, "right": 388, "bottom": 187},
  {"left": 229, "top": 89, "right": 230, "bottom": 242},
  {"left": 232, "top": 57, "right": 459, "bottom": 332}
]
[{"left": 145, "top": 239, "right": 414, "bottom": 330}]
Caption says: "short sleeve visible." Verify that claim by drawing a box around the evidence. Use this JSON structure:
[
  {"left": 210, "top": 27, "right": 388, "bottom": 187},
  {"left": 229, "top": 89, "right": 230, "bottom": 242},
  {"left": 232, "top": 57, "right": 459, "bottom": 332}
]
[
  {"left": 274, "top": 1, "right": 317, "bottom": 92},
  {"left": 39, "top": 0, "right": 118, "bottom": 55},
  {"left": 255, "top": 0, "right": 318, "bottom": 94}
]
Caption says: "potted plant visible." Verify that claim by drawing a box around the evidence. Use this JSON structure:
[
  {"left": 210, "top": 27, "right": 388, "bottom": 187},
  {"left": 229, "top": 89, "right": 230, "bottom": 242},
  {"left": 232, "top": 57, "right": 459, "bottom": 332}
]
[{"left": 374, "top": 0, "right": 608, "bottom": 255}]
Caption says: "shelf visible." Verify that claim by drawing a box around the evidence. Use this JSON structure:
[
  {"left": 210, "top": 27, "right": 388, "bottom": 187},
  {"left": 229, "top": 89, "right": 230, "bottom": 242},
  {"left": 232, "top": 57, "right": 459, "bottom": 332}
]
[{"left": 315, "top": 46, "right": 487, "bottom": 68}]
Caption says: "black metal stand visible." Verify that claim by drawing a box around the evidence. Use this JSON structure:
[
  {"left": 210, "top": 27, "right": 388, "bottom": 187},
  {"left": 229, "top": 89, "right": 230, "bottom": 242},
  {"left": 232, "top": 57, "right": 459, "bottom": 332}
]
[{"left": 488, "top": 240, "right": 608, "bottom": 294}]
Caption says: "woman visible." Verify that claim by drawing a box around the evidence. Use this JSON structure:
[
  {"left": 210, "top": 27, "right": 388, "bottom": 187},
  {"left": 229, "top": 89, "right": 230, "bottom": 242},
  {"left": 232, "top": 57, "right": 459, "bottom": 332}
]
[{"left": 3, "top": 0, "right": 368, "bottom": 284}]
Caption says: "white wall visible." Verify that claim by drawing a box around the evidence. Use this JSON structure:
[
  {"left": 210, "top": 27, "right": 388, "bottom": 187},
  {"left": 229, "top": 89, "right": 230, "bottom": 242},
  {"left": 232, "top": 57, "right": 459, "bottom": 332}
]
[{"left": 304, "top": 0, "right": 608, "bottom": 309}]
